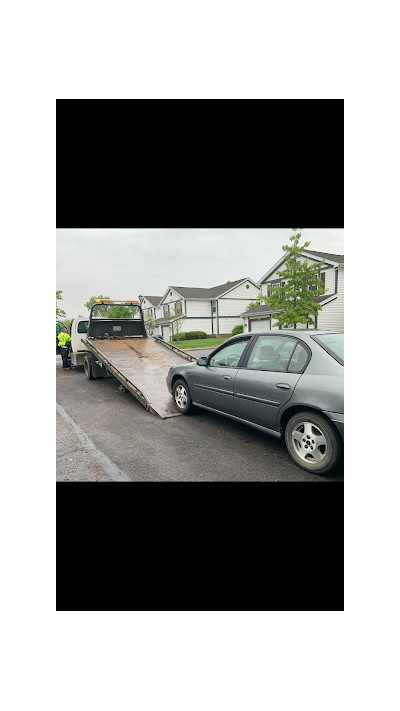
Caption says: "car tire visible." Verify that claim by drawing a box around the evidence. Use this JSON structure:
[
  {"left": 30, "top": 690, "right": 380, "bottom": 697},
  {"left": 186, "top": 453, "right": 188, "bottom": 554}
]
[
  {"left": 173, "top": 379, "right": 192, "bottom": 414},
  {"left": 285, "top": 411, "right": 342, "bottom": 474},
  {"left": 84, "top": 355, "right": 94, "bottom": 380}
]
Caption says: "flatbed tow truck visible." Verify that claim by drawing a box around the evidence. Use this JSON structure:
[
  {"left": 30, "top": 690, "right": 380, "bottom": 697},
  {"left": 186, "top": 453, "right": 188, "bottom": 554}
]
[{"left": 72, "top": 299, "right": 196, "bottom": 418}]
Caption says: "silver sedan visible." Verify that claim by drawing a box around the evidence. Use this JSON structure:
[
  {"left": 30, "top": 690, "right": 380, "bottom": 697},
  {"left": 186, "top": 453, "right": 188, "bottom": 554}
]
[{"left": 166, "top": 331, "right": 344, "bottom": 475}]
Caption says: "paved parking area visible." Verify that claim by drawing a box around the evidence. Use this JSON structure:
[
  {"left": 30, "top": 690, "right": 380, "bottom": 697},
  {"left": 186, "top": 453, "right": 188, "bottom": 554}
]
[{"left": 56, "top": 356, "right": 343, "bottom": 482}]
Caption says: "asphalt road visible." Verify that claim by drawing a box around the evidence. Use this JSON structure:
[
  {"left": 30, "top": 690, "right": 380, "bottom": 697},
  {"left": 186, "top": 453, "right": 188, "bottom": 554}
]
[{"left": 56, "top": 354, "right": 344, "bottom": 482}]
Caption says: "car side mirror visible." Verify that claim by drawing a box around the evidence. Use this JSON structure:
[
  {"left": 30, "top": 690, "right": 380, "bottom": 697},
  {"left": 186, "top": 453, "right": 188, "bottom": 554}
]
[{"left": 197, "top": 357, "right": 207, "bottom": 366}]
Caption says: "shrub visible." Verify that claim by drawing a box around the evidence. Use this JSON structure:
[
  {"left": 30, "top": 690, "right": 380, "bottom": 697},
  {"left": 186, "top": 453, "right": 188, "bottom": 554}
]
[
  {"left": 231, "top": 324, "right": 244, "bottom": 336},
  {"left": 186, "top": 331, "right": 207, "bottom": 340},
  {"left": 173, "top": 332, "right": 187, "bottom": 342}
]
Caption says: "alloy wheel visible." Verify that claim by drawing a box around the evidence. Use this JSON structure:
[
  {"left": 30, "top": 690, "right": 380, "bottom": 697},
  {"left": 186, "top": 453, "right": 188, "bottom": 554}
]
[
  {"left": 175, "top": 384, "right": 188, "bottom": 409},
  {"left": 291, "top": 421, "right": 327, "bottom": 464}
]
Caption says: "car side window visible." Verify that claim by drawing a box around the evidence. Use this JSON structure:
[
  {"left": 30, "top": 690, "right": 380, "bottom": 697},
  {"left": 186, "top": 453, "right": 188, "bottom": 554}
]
[
  {"left": 209, "top": 340, "right": 249, "bottom": 368},
  {"left": 246, "top": 336, "right": 297, "bottom": 372},
  {"left": 287, "top": 343, "right": 309, "bottom": 372}
]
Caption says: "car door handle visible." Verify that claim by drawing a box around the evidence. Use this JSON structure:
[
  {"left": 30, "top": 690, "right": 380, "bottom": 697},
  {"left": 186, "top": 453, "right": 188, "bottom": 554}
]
[
  {"left": 222, "top": 375, "right": 232, "bottom": 381},
  {"left": 275, "top": 383, "right": 291, "bottom": 390}
]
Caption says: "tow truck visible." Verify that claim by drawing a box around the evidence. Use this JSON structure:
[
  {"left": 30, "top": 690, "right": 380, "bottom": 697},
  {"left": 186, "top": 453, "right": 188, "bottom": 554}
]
[{"left": 67, "top": 299, "right": 196, "bottom": 418}]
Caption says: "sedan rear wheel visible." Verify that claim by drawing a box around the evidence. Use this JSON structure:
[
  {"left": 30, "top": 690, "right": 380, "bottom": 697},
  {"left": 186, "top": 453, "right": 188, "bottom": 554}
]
[
  {"left": 285, "top": 411, "right": 342, "bottom": 474},
  {"left": 173, "top": 379, "right": 192, "bottom": 414}
]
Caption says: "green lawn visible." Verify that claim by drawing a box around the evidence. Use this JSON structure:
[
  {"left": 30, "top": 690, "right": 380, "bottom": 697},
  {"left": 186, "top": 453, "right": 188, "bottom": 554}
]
[{"left": 174, "top": 337, "right": 229, "bottom": 350}]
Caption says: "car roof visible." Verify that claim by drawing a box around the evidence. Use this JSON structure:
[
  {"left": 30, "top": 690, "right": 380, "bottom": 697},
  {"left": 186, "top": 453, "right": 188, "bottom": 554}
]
[{"left": 227, "top": 330, "right": 343, "bottom": 344}]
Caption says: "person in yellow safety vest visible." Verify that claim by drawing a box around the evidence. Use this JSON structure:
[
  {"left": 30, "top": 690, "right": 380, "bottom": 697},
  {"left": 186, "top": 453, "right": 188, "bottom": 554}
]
[{"left": 58, "top": 328, "right": 72, "bottom": 370}]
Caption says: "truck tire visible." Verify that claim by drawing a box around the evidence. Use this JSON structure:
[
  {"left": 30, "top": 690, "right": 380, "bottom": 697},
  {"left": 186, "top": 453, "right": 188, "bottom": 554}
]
[{"left": 84, "top": 355, "right": 94, "bottom": 380}]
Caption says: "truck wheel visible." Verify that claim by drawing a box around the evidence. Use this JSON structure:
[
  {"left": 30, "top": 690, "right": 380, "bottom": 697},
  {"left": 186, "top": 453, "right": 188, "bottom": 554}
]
[
  {"left": 173, "top": 379, "right": 192, "bottom": 414},
  {"left": 284, "top": 411, "right": 342, "bottom": 474},
  {"left": 84, "top": 355, "right": 94, "bottom": 380}
]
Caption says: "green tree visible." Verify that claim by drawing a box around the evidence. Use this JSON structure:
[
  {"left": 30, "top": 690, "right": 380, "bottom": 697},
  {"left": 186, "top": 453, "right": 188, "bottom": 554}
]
[
  {"left": 172, "top": 315, "right": 187, "bottom": 341},
  {"left": 84, "top": 295, "right": 111, "bottom": 316},
  {"left": 56, "top": 290, "right": 66, "bottom": 319},
  {"left": 144, "top": 310, "right": 155, "bottom": 334},
  {"left": 265, "top": 229, "right": 325, "bottom": 329},
  {"left": 107, "top": 305, "right": 135, "bottom": 319},
  {"left": 246, "top": 293, "right": 269, "bottom": 310}
]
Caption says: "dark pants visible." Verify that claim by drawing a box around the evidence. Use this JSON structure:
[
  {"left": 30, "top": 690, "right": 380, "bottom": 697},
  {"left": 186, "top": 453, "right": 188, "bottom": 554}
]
[{"left": 60, "top": 347, "right": 70, "bottom": 368}]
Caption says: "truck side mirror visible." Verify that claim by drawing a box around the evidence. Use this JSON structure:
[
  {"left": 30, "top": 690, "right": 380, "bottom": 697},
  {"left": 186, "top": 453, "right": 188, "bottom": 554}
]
[{"left": 197, "top": 357, "right": 207, "bottom": 366}]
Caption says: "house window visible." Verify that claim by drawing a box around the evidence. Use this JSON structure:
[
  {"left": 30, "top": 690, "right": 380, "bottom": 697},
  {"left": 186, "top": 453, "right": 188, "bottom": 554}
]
[
  {"left": 310, "top": 271, "right": 325, "bottom": 291},
  {"left": 175, "top": 300, "right": 182, "bottom": 316},
  {"left": 163, "top": 304, "right": 170, "bottom": 317},
  {"left": 267, "top": 282, "right": 280, "bottom": 296},
  {"left": 212, "top": 300, "right": 217, "bottom": 314},
  {"left": 246, "top": 284, "right": 249, "bottom": 289}
]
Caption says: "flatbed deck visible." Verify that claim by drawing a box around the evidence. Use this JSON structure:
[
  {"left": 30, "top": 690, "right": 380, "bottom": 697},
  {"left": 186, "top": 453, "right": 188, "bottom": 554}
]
[{"left": 83, "top": 337, "right": 195, "bottom": 418}]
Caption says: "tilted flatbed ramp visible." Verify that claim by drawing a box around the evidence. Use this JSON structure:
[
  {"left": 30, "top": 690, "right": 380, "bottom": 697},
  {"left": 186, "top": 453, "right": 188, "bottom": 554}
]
[{"left": 83, "top": 336, "right": 196, "bottom": 418}]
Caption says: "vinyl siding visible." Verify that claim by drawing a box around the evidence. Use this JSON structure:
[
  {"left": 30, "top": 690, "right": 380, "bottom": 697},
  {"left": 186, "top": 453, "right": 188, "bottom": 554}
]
[
  {"left": 185, "top": 300, "right": 211, "bottom": 317},
  {"left": 260, "top": 256, "right": 328, "bottom": 295},
  {"left": 179, "top": 317, "right": 212, "bottom": 333},
  {"left": 322, "top": 267, "right": 336, "bottom": 293},
  {"left": 141, "top": 298, "right": 161, "bottom": 319},
  {"left": 141, "top": 297, "right": 153, "bottom": 310},
  {"left": 317, "top": 267, "right": 344, "bottom": 330},
  {"left": 162, "top": 289, "right": 182, "bottom": 305},
  {"left": 220, "top": 281, "right": 259, "bottom": 299},
  {"left": 161, "top": 290, "right": 184, "bottom": 318},
  {"left": 218, "top": 317, "right": 243, "bottom": 334},
  {"left": 249, "top": 318, "right": 271, "bottom": 333},
  {"left": 217, "top": 298, "right": 256, "bottom": 316}
]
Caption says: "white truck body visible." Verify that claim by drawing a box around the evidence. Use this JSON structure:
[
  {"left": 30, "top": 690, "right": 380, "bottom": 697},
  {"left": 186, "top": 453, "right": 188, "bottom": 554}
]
[{"left": 69, "top": 318, "right": 90, "bottom": 366}]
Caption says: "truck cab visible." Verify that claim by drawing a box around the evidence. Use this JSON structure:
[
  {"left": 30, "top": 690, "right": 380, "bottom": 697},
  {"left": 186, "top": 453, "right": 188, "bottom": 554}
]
[{"left": 68, "top": 318, "right": 90, "bottom": 366}]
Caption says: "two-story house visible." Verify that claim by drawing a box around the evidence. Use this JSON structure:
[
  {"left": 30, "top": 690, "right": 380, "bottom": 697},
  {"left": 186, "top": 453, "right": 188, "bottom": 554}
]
[
  {"left": 241, "top": 249, "right": 344, "bottom": 332},
  {"left": 156, "top": 278, "right": 260, "bottom": 341},
  {"left": 138, "top": 296, "right": 163, "bottom": 335}
]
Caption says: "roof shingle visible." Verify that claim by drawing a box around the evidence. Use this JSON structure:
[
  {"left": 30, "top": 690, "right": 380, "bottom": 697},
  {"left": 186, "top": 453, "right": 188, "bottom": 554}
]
[
  {"left": 303, "top": 249, "right": 344, "bottom": 264},
  {"left": 169, "top": 278, "right": 248, "bottom": 299},
  {"left": 143, "top": 296, "right": 162, "bottom": 306}
]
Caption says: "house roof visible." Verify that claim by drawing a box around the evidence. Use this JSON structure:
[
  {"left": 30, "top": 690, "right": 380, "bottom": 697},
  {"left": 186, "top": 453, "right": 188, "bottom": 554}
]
[
  {"left": 240, "top": 294, "right": 335, "bottom": 317},
  {"left": 303, "top": 249, "right": 344, "bottom": 264},
  {"left": 154, "top": 317, "right": 173, "bottom": 325},
  {"left": 257, "top": 248, "right": 344, "bottom": 285},
  {"left": 240, "top": 304, "right": 282, "bottom": 317},
  {"left": 142, "top": 296, "right": 162, "bottom": 306},
  {"left": 165, "top": 278, "right": 253, "bottom": 301},
  {"left": 154, "top": 314, "right": 186, "bottom": 325}
]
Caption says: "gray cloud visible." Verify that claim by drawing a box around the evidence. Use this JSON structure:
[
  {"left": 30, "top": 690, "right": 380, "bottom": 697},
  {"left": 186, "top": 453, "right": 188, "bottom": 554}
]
[{"left": 56, "top": 228, "right": 344, "bottom": 318}]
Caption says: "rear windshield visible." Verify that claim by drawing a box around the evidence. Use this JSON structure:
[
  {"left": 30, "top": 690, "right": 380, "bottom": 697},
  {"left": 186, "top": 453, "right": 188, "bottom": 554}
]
[
  {"left": 314, "top": 333, "right": 344, "bottom": 364},
  {"left": 91, "top": 303, "right": 142, "bottom": 320}
]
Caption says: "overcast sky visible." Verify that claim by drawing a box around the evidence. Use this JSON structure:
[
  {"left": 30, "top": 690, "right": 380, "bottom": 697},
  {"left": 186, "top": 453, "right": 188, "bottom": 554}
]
[{"left": 56, "top": 228, "right": 344, "bottom": 319}]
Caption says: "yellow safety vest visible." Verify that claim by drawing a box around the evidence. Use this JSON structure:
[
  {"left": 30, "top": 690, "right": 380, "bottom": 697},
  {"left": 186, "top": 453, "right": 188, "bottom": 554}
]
[{"left": 58, "top": 332, "right": 71, "bottom": 348}]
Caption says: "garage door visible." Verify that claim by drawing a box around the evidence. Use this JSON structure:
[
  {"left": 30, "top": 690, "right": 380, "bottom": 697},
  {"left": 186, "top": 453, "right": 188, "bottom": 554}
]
[
  {"left": 250, "top": 318, "right": 270, "bottom": 333},
  {"left": 162, "top": 325, "right": 171, "bottom": 341}
]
